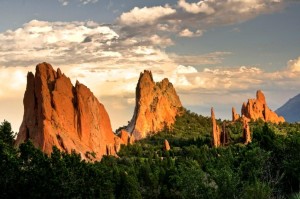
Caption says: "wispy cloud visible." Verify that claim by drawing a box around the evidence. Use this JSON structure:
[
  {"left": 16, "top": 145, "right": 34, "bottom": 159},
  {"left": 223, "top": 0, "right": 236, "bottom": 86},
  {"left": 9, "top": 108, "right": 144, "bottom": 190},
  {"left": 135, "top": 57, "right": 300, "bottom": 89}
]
[{"left": 58, "top": 0, "right": 98, "bottom": 6}]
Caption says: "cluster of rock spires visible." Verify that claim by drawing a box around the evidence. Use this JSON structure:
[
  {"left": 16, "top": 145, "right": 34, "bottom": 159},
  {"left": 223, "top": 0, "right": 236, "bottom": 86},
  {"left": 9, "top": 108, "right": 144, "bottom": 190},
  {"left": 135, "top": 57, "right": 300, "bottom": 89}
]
[
  {"left": 15, "top": 64, "right": 180, "bottom": 160},
  {"left": 211, "top": 90, "right": 285, "bottom": 147},
  {"left": 15, "top": 63, "right": 285, "bottom": 158},
  {"left": 240, "top": 90, "right": 285, "bottom": 124},
  {"left": 125, "top": 70, "right": 183, "bottom": 140},
  {"left": 15, "top": 63, "right": 123, "bottom": 160}
]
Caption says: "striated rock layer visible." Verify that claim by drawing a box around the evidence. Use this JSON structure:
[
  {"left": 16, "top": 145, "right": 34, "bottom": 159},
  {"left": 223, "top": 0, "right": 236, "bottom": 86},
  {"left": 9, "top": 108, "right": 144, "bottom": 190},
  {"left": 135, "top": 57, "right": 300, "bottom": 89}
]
[
  {"left": 241, "top": 90, "right": 285, "bottom": 124},
  {"left": 15, "top": 62, "right": 121, "bottom": 160},
  {"left": 126, "top": 70, "right": 182, "bottom": 140}
]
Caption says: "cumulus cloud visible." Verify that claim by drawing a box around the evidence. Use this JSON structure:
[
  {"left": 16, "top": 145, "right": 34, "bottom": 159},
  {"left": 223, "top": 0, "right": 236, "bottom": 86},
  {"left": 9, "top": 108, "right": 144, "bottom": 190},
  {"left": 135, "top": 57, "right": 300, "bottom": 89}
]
[
  {"left": 287, "top": 57, "right": 300, "bottom": 72},
  {"left": 118, "top": 5, "right": 176, "bottom": 26},
  {"left": 118, "top": 0, "right": 283, "bottom": 37},
  {"left": 178, "top": 0, "right": 215, "bottom": 14},
  {"left": 179, "top": 29, "right": 203, "bottom": 37}
]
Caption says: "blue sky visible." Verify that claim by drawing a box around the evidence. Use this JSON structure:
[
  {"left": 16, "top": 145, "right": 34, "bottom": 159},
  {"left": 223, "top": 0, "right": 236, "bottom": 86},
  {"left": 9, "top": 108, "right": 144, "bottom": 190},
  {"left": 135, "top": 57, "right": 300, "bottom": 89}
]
[{"left": 1, "top": 0, "right": 300, "bottom": 131}]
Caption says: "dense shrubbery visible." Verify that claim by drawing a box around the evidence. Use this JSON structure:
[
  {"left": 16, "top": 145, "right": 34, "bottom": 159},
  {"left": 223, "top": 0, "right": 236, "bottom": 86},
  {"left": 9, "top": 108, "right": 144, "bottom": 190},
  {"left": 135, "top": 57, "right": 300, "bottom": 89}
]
[{"left": 0, "top": 111, "right": 299, "bottom": 198}]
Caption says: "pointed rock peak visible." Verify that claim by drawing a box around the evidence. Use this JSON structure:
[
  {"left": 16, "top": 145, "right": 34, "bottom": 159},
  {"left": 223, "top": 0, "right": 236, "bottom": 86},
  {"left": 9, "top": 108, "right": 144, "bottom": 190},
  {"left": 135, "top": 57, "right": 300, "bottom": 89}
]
[
  {"left": 211, "top": 107, "right": 221, "bottom": 148},
  {"left": 75, "top": 80, "right": 80, "bottom": 86},
  {"left": 16, "top": 62, "right": 119, "bottom": 160},
  {"left": 36, "top": 62, "right": 57, "bottom": 79},
  {"left": 211, "top": 107, "right": 215, "bottom": 119},
  {"left": 256, "top": 90, "right": 266, "bottom": 103},
  {"left": 138, "top": 70, "right": 154, "bottom": 84},
  {"left": 57, "top": 68, "right": 62, "bottom": 77},
  {"left": 127, "top": 70, "right": 182, "bottom": 140},
  {"left": 232, "top": 107, "right": 240, "bottom": 122}
]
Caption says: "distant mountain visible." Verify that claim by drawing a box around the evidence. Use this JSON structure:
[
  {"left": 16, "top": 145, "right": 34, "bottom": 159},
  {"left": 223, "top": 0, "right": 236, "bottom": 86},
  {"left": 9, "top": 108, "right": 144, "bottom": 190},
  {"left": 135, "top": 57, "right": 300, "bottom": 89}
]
[{"left": 276, "top": 93, "right": 300, "bottom": 123}]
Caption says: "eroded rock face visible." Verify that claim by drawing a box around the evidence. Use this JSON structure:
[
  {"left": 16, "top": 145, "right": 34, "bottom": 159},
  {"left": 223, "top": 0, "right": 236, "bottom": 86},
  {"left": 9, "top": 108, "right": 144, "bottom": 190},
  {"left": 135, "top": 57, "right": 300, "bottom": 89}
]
[
  {"left": 15, "top": 62, "right": 120, "bottom": 160},
  {"left": 241, "top": 90, "right": 285, "bottom": 124},
  {"left": 211, "top": 107, "right": 221, "bottom": 148},
  {"left": 126, "top": 70, "right": 182, "bottom": 140}
]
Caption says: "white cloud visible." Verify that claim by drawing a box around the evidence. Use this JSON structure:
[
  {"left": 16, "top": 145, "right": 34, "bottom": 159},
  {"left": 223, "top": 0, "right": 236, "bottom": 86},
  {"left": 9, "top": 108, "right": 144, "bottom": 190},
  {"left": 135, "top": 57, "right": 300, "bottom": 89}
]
[
  {"left": 176, "top": 65, "right": 198, "bottom": 74},
  {"left": 80, "top": 0, "right": 98, "bottom": 5},
  {"left": 178, "top": 0, "right": 215, "bottom": 14},
  {"left": 118, "top": 0, "right": 283, "bottom": 37},
  {"left": 58, "top": 0, "right": 68, "bottom": 6},
  {"left": 287, "top": 57, "right": 300, "bottom": 72},
  {"left": 118, "top": 5, "right": 176, "bottom": 26},
  {"left": 58, "top": 0, "right": 98, "bottom": 6},
  {"left": 179, "top": 29, "right": 203, "bottom": 37}
]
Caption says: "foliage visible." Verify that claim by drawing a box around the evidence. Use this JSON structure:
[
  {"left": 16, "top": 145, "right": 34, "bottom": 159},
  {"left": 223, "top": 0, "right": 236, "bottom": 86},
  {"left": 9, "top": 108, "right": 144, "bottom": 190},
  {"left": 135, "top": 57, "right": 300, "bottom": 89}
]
[{"left": 0, "top": 111, "right": 300, "bottom": 198}]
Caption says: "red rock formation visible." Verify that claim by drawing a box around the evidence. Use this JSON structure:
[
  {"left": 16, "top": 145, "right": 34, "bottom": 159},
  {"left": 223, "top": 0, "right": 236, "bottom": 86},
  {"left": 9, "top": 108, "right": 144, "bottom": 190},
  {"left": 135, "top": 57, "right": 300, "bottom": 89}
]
[
  {"left": 241, "top": 90, "right": 285, "bottom": 124},
  {"left": 242, "top": 116, "right": 251, "bottom": 144},
  {"left": 211, "top": 107, "right": 221, "bottom": 148},
  {"left": 232, "top": 107, "right": 240, "bottom": 122},
  {"left": 15, "top": 62, "right": 121, "bottom": 160},
  {"left": 164, "top": 139, "right": 170, "bottom": 151},
  {"left": 118, "top": 129, "right": 135, "bottom": 145},
  {"left": 126, "top": 70, "right": 182, "bottom": 140}
]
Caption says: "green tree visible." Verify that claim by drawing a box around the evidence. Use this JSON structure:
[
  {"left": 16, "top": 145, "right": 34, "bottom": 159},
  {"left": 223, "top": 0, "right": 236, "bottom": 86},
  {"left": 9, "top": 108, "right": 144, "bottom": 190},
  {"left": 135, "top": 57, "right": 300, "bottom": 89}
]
[{"left": 0, "top": 120, "right": 15, "bottom": 146}]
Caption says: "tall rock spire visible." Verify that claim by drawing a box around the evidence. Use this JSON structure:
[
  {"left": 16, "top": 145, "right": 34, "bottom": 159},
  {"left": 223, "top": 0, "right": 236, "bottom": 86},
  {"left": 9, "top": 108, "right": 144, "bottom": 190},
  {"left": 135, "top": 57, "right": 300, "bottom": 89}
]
[
  {"left": 211, "top": 107, "right": 221, "bottom": 148},
  {"left": 15, "top": 62, "right": 121, "bottom": 160},
  {"left": 126, "top": 70, "right": 182, "bottom": 140}
]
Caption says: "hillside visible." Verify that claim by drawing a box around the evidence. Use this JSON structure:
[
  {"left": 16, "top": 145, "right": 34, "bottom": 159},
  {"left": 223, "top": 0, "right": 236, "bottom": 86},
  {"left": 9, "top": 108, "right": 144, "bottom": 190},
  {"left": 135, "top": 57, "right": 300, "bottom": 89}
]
[
  {"left": 1, "top": 110, "right": 300, "bottom": 198},
  {"left": 276, "top": 93, "right": 300, "bottom": 123}
]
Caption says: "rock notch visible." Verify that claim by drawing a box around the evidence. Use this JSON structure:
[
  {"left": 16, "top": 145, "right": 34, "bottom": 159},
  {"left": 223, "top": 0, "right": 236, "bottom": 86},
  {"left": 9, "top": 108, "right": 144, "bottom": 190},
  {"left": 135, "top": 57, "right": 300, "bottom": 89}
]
[
  {"left": 126, "top": 70, "right": 182, "bottom": 140},
  {"left": 241, "top": 90, "right": 285, "bottom": 124},
  {"left": 15, "top": 62, "right": 121, "bottom": 160}
]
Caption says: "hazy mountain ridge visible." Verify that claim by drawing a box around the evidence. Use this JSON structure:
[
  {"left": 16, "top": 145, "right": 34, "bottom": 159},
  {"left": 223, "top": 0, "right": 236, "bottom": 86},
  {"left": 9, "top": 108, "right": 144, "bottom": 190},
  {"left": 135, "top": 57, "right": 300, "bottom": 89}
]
[{"left": 276, "top": 93, "right": 300, "bottom": 123}]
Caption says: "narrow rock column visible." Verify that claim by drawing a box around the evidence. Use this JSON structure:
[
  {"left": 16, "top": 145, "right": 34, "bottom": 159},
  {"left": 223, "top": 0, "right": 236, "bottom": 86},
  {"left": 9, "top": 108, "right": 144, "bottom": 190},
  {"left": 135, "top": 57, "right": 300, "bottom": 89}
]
[
  {"left": 242, "top": 116, "right": 251, "bottom": 144},
  {"left": 211, "top": 107, "right": 221, "bottom": 148}
]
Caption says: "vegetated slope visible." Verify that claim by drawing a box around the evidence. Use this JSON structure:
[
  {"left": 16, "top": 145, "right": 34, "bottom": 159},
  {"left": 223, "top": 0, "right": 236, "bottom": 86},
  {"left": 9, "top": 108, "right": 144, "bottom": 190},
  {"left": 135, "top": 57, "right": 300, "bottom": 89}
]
[
  {"left": 276, "top": 93, "right": 300, "bottom": 123},
  {"left": 1, "top": 109, "right": 300, "bottom": 198}
]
